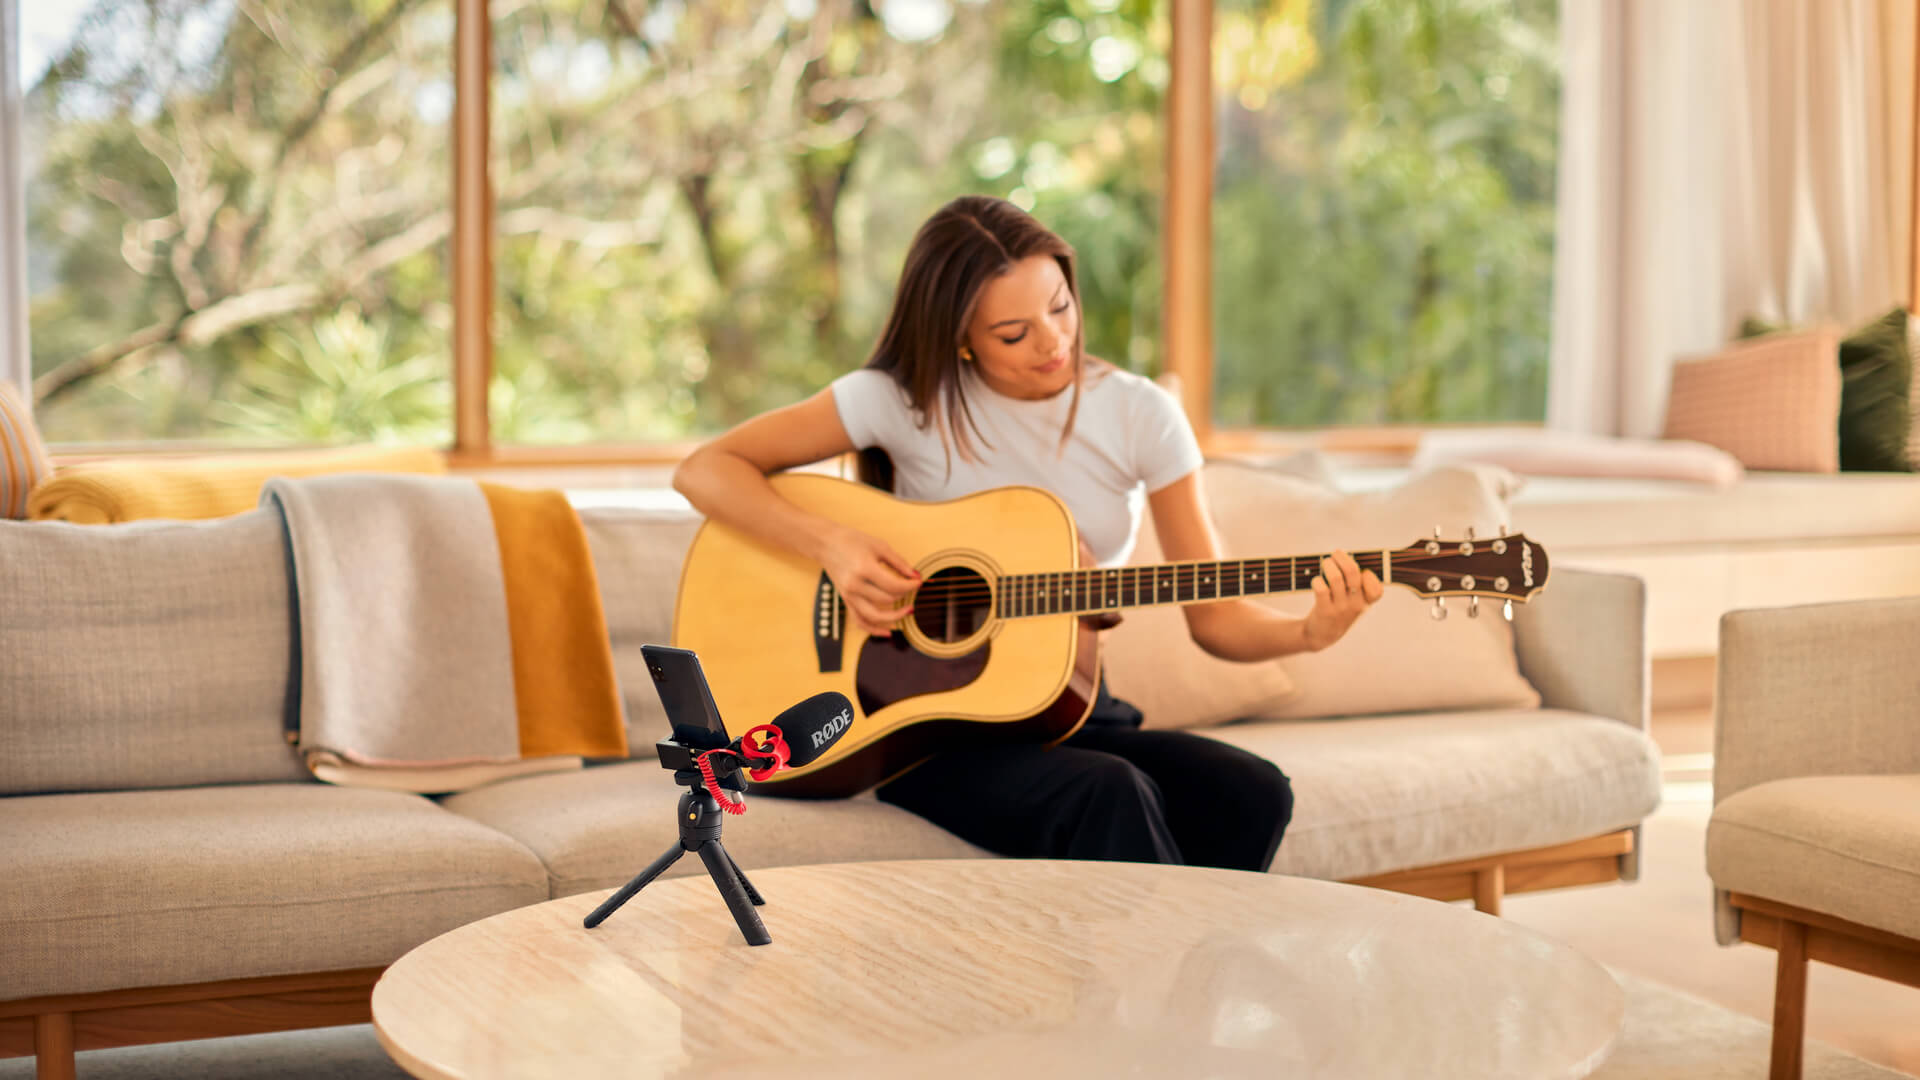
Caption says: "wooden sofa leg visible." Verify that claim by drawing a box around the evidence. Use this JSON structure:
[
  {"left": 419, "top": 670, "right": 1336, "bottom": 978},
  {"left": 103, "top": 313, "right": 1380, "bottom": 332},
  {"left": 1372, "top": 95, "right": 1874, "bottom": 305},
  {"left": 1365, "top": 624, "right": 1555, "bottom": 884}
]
[
  {"left": 33, "top": 1012, "right": 76, "bottom": 1080},
  {"left": 1472, "top": 865, "right": 1504, "bottom": 916},
  {"left": 1770, "top": 920, "right": 1808, "bottom": 1080}
]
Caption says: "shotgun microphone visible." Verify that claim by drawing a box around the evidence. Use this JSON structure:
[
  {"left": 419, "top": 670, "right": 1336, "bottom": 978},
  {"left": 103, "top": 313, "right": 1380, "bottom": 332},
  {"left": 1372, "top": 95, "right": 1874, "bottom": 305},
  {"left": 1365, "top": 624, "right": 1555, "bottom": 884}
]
[
  {"left": 759, "top": 691, "right": 855, "bottom": 769},
  {"left": 729, "top": 691, "right": 855, "bottom": 778}
]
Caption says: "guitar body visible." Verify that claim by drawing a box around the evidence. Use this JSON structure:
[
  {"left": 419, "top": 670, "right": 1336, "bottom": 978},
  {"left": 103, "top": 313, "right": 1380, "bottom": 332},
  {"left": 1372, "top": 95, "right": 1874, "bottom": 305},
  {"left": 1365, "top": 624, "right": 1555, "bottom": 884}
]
[{"left": 672, "top": 474, "right": 1101, "bottom": 798}]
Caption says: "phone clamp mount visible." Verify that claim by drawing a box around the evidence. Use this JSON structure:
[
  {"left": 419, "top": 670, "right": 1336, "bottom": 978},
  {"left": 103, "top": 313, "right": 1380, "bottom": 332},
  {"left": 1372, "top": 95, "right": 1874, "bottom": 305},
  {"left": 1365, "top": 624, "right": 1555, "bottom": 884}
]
[{"left": 582, "top": 738, "right": 771, "bottom": 946}]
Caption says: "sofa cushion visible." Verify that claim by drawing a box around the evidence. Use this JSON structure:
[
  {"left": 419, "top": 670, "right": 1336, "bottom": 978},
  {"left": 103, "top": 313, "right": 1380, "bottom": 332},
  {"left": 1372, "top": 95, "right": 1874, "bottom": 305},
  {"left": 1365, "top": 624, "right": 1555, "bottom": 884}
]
[
  {"left": 1206, "top": 708, "right": 1662, "bottom": 881},
  {"left": 0, "top": 784, "right": 550, "bottom": 1001},
  {"left": 1834, "top": 307, "right": 1914, "bottom": 473},
  {"left": 1202, "top": 463, "right": 1543, "bottom": 722},
  {"left": 440, "top": 761, "right": 990, "bottom": 898},
  {"left": 0, "top": 511, "right": 311, "bottom": 795},
  {"left": 0, "top": 381, "right": 52, "bottom": 520},
  {"left": 1663, "top": 328, "right": 1843, "bottom": 473},
  {"left": 1411, "top": 429, "right": 1745, "bottom": 488},
  {"left": 1106, "top": 513, "right": 1298, "bottom": 729},
  {"left": 444, "top": 709, "right": 1659, "bottom": 893},
  {"left": 1706, "top": 774, "right": 1920, "bottom": 941},
  {"left": 579, "top": 506, "right": 705, "bottom": 752}
]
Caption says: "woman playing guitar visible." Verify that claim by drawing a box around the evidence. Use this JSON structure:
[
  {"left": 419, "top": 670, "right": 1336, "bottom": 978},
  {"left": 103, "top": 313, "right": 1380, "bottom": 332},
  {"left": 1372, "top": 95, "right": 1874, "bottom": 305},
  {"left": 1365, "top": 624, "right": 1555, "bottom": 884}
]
[{"left": 673, "top": 195, "right": 1382, "bottom": 871}]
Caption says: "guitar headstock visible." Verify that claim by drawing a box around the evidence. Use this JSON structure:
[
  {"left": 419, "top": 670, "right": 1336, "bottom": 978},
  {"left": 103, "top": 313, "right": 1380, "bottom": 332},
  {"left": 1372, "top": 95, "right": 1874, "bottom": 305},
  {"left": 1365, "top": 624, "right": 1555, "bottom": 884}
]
[{"left": 1388, "top": 529, "right": 1548, "bottom": 619}]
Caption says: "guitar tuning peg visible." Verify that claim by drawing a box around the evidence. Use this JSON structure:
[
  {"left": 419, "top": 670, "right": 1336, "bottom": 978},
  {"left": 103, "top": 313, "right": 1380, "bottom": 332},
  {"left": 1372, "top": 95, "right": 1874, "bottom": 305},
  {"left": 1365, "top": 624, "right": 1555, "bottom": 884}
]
[
  {"left": 1502, "top": 599, "right": 1513, "bottom": 622},
  {"left": 1499, "top": 524, "right": 1509, "bottom": 537},
  {"left": 1468, "top": 596, "right": 1480, "bottom": 619},
  {"left": 1434, "top": 525, "right": 1442, "bottom": 538},
  {"left": 1430, "top": 598, "right": 1447, "bottom": 621}
]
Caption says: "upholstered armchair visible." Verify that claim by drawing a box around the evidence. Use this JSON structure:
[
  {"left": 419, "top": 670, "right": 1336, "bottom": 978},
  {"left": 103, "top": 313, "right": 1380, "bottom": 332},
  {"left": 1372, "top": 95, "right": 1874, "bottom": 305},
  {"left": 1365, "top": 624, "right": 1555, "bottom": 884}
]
[{"left": 1707, "top": 597, "right": 1920, "bottom": 1080}]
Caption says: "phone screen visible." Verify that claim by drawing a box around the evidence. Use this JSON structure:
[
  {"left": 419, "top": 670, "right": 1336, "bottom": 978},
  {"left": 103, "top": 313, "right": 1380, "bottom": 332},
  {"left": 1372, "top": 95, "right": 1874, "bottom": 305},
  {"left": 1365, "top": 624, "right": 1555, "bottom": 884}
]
[{"left": 642, "top": 645, "right": 731, "bottom": 750}]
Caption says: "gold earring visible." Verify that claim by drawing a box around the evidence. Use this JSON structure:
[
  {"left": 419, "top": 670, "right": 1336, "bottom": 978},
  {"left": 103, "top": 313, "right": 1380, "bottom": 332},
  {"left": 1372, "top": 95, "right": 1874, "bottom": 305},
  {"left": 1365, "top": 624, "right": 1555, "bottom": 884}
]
[{"left": 959, "top": 347, "right": 974, "bottom": 363}]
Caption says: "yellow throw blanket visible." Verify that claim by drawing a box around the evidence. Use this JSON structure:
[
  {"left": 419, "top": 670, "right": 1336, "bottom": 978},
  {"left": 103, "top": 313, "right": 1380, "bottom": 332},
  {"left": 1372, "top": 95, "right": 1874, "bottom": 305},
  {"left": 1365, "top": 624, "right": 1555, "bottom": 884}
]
[
  {"left": 30, "top": 445, "right": 444, "bottom": 524},
  {"left": 262, "top": 473, "right": 627, "bottom": 793}
]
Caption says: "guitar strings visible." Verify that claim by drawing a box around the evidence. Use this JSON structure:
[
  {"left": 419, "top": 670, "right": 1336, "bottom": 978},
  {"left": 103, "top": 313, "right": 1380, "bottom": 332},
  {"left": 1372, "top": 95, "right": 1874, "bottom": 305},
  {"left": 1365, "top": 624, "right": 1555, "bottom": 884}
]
[
  {"left": 878, "top": 561, "right": 1508, "bottom": 612},
  {"left": 893, "top": 552, "right": 1487, "bottom": 597},
  {"left": 879, "top": 564, "right": 1506, "bottom": 627},
  {"left": 894, "top": 562, "right": 1493, "bottom": 607}
]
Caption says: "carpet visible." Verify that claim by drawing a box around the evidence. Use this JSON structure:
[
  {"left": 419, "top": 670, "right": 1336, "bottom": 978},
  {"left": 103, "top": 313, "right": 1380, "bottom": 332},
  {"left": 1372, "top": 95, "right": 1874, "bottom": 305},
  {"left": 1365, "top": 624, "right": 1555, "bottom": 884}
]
[
  {"left": 1594, "top": 971, "right": 1913, "bottom": 1079},
  {"left": 1, "top": 970, "right": 1909, "bottom": 1079}
]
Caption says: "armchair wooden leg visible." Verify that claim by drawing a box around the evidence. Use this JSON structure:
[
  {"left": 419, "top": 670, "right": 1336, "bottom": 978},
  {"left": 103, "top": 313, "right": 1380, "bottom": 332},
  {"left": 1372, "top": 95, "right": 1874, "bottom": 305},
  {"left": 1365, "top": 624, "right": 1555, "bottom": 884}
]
[
  {"left": 1771, "top": 920, "right": 1808, "bottom": 1080},
  {"left": 33, "top": 1013, "right": 75, "bottom": 1080},
  {"left": 1472, "top": 864, "right": 1504, "bottom": 916}
]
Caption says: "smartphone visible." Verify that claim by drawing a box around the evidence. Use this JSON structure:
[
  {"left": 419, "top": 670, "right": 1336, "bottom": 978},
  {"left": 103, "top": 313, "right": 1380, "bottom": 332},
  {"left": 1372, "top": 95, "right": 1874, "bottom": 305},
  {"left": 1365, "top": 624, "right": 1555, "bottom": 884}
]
[{"left": 642, "top": 644, "right": 731, "bottom": 751}]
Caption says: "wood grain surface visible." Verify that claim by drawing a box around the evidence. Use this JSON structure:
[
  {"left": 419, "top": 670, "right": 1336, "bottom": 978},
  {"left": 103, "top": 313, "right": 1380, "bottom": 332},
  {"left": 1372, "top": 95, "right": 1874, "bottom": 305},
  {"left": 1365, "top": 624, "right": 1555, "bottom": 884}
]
[{"left": 372, "top": 860, "right": 1623, "bottom": 1079}]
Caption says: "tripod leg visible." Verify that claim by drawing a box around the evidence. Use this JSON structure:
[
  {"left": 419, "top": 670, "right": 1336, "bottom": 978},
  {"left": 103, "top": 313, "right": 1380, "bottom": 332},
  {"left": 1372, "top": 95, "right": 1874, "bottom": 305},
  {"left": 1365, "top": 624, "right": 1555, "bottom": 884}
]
[
  {"left": 698, "top": 840, "right": 771, "bottom": 946},
  {"left": 584, "top": 841, "right": 685, "bottom": 929},
  {"left": 724, "top": 849, "right": 766, "bottom": 906}
]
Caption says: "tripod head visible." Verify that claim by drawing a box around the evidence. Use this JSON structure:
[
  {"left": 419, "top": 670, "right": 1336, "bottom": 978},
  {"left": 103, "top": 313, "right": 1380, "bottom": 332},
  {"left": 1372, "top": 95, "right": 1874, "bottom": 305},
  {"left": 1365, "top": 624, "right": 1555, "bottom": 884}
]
[{"left": 656, "top": 737, "right": 750, "bottom": 792}]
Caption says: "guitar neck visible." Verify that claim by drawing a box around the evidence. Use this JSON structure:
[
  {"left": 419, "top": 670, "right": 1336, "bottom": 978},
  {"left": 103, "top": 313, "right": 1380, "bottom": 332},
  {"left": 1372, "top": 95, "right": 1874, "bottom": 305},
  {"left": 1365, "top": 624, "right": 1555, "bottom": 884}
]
[{"left": 996, "top": 551, "right": 1392, "bottom": 619}]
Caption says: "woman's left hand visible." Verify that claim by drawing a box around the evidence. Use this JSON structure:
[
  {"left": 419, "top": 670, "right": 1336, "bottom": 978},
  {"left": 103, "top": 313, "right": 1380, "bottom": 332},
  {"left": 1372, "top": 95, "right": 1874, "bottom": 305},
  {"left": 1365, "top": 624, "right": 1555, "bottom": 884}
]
[{"left": 1303, "top": 550, "right": 1385, "bottom": 652}]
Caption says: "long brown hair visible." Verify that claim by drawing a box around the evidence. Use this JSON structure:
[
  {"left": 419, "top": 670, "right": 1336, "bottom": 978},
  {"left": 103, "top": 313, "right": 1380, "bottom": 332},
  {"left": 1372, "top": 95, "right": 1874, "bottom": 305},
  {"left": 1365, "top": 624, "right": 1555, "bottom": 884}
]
[{"left": 864, "top": 195, "right": 1086, "bottom": 474}]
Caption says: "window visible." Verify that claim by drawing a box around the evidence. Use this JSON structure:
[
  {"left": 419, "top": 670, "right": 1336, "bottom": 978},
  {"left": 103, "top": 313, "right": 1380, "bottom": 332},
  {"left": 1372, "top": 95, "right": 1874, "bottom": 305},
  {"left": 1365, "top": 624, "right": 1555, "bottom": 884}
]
[
  {"left": 22, "top": 0, "right": 454, "bottom": 445},
  {"left": 487, "top": 0, "right": 1168, "bottom": 444},
  {"left": 15, "top": 0, "right": 1553, "bottom": 454},
  {"left": 1210, "top": 0, "right": 1557, "bottom": 427}
]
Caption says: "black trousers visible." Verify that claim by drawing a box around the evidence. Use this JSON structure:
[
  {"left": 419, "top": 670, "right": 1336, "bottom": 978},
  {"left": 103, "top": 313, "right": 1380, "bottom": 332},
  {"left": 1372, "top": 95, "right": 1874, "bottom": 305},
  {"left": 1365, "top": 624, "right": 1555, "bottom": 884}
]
[{"left": 875, "top": 682, "right": 1293, "bottom": 872}]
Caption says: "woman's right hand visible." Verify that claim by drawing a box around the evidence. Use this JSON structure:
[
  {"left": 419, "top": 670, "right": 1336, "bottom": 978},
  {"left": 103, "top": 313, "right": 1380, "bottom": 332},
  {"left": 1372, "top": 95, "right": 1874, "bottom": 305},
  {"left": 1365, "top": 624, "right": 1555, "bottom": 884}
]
[{"left": 816, "top": 524, "right": 921, "bottom": 637}]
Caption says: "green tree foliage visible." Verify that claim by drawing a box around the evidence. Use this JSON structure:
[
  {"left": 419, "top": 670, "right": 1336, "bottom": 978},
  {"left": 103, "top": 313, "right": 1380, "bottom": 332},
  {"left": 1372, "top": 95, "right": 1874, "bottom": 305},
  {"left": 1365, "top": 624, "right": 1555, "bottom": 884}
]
[
  {"left": 26, "top": 0, "right": 457, "bottom": 442},
  {"left": 1212, "top": 0, "right": 1557, "bottom": 425},
  {"left": 212, "top": 303, "right": 448, "bottom": 442},
  {"left": 485, "top": 0, "right": 1168, "bottom": 438},
  {"left": 23, "top": 0, "right": 1552, "bottom": 444}
]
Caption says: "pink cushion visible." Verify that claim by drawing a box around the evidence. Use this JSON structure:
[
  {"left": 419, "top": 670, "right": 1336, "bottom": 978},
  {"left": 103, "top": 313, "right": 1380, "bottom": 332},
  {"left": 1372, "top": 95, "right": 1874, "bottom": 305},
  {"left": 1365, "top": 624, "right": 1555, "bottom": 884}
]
[
  {"left": 1413, "top": 430, "right": 1744, "bottom": 487},
  {"left": 1662, "top": 328, "right": 1843, "bottom": 473}
]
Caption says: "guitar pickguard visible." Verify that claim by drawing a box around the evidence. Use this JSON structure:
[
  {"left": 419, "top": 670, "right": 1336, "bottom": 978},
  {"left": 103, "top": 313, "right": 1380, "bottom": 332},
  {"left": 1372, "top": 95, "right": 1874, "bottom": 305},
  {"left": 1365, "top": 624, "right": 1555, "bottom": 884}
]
[{"left": 855, "top": 634, "right": 991, "bottom": 716}]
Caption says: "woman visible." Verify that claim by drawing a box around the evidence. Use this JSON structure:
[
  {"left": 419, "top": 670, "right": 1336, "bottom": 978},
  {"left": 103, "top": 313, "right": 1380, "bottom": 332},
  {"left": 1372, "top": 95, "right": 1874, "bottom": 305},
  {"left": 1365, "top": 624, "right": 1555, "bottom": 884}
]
[{"left": 674, "top": 195, "right": 1381, "bottom": 872}]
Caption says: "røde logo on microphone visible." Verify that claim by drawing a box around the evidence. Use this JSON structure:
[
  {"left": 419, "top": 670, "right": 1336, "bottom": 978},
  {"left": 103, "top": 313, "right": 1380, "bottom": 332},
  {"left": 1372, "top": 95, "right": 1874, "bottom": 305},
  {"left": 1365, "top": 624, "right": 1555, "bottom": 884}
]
[{"left": 812, "top": 707, "right": 853, "bottom": 750}]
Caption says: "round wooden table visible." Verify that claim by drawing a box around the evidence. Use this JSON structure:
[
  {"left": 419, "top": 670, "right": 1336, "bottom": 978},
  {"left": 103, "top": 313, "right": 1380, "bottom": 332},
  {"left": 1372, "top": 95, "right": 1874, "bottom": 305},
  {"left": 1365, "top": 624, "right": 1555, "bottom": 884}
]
[{"left": 372, "top": 859, "right": 1623, "bottom": 1079}]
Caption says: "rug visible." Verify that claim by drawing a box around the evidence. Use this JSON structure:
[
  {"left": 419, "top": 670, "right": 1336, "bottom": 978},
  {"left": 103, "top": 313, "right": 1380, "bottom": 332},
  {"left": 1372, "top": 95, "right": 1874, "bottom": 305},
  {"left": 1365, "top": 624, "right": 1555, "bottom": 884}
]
[
  {"left": 1, "top": 970, "right": 1909, "bottom": 1078},
  {"left": 1593, "top": 971, "right": 1913, "bottom": 1079}
]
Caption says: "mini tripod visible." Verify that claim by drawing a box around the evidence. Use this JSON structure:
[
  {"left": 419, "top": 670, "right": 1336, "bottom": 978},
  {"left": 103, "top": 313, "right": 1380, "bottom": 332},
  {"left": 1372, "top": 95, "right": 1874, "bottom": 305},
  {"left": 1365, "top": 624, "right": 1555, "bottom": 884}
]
[{"left": 582, "top": 744, "right": 771, "bottom": 946}]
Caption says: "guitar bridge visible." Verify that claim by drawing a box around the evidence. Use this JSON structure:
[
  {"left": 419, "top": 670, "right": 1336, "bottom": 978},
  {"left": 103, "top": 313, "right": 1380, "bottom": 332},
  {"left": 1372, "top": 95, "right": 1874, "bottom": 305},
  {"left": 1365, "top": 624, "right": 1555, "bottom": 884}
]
[{"left": 813, "top": 571, "right": 845, "bottom": 673}]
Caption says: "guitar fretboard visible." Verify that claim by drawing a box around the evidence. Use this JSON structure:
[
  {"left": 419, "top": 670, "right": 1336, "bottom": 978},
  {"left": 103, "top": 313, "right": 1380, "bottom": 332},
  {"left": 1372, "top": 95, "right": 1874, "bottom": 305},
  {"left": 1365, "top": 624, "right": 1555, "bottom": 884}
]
[{"left": 996, "top": 553, "right": 1389, "bottom": 619}]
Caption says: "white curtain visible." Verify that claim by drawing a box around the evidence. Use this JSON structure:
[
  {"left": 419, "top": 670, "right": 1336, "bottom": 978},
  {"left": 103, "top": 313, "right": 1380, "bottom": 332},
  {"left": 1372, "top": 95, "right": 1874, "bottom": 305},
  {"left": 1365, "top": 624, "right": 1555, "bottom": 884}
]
[
  {"left": 1549, "top": 0, "right": 1916, "bottom": 437},
  {"left": 1, "top": 0, "right": 28, "bottom": 400}
]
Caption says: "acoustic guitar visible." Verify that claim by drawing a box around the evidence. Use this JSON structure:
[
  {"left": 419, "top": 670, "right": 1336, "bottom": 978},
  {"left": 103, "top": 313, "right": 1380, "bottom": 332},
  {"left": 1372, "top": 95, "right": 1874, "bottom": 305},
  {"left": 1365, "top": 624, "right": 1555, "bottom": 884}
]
[{"left": 672, "top": 473, "right": 1549, "bottom": 798}]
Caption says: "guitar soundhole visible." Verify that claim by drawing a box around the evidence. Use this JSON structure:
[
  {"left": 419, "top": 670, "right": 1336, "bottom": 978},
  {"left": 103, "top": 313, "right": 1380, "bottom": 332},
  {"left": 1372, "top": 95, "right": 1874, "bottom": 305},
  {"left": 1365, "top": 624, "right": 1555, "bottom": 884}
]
[{"left": 911, "top": 566, "right": 993, "bottom": 644}]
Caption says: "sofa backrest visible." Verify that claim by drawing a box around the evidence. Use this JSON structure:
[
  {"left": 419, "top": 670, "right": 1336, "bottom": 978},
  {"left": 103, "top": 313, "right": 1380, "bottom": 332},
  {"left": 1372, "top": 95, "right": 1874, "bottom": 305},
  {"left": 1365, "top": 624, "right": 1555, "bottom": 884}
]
[
  {"left": 0, "top": 500, "right": 711, "bottom": 796},
  {"left": 0, "top": 510, "right": 312, "bottom": 795},
  {"left": 578, "top": 506, "right": 705, "bottom": 751}
]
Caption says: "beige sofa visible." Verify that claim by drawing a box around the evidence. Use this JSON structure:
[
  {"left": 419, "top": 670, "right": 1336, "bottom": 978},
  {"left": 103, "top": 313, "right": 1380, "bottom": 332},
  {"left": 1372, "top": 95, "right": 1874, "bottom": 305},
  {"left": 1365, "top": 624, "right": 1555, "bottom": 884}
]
[{"left": 0, "top": 489, "right": 1662, "bottom": 1079}]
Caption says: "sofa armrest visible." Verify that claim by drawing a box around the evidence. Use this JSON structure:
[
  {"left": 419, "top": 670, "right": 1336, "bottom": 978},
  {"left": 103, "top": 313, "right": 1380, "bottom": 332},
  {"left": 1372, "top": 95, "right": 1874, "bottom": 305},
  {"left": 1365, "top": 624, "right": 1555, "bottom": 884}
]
[
  {"left": 1511, "top": 567, "right": 1648, "bottom": 731},
  {"left": 1714, "top": 597, "right": 1920, "bottom": 803}
]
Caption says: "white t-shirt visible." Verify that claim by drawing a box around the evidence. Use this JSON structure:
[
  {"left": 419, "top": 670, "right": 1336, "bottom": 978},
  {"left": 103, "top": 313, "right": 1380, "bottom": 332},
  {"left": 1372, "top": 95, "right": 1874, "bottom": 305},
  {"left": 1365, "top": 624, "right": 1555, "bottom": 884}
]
[{"left": 830, "top": 366, "right": 1204, "bottom": 567}]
